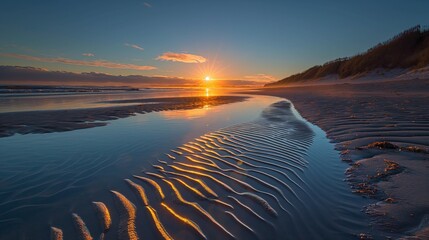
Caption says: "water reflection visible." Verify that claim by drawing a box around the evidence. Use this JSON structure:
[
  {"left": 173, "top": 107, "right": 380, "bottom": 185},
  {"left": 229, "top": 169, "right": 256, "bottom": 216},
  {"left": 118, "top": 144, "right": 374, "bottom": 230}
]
[
  {"left": 161, "top": 88, "right": 215, "bottom": 120},
  {"left": 161, "top": 104, "right": 210, "bottom": 120},
  {"left": 0, "top": 88, "right": 236, "bottom": 113}
]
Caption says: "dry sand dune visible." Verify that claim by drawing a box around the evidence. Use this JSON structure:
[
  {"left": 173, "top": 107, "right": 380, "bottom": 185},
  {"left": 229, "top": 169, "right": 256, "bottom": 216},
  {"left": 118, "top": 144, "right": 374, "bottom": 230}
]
[{"left": 257, "top": 79, "right": 429, "bottom": 238}]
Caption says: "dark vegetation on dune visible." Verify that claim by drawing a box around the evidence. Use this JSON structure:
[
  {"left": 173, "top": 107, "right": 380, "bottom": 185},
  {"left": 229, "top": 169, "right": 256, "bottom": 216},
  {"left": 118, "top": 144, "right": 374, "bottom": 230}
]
[{"left": 266, "top": 25, "right": 429, "bottom": 86}]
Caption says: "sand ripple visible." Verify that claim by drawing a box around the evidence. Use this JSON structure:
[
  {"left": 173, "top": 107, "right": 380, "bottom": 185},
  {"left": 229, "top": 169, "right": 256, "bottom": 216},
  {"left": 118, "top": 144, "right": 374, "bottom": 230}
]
[{"left": 53, "top": 100, "right": 317, "bottom": 239}]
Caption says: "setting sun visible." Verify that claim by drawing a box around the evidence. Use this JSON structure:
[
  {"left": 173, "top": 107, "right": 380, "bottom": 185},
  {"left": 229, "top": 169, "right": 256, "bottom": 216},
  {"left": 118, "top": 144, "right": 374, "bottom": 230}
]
[{"left": 205, "top": 76, "right": 211, "bottom": 81}]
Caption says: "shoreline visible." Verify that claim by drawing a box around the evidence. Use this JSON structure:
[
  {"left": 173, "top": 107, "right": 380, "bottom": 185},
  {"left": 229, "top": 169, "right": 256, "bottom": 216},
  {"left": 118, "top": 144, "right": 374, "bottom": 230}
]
[
  {"left": 252, "top": 79, "right": 429, "bottom": 239},
  {"left": 0, "top": 95, "right": 247, "bottom": 138}
]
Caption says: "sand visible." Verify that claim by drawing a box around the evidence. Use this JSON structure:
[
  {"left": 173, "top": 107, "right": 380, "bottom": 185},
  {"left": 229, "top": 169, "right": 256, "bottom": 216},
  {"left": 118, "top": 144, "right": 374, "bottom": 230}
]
[
  {"left": 255, "top": 79, "right": 429, "bottom": 238},
  {"left": 0, "top": 96, "right": 247, "bottom": 138}
]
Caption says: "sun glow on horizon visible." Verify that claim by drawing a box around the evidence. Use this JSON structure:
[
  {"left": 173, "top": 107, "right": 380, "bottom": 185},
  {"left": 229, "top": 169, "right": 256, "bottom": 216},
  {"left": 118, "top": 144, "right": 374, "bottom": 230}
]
[{"left": 205, "top": 76, "right": 211, "bottom": 81}]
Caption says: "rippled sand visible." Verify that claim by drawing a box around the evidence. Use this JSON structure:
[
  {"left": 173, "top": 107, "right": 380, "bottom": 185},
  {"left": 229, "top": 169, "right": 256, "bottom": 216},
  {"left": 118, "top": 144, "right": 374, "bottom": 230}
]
[
  {"left": 49, "top": 101, "right": 322, "bottom": 239},
  {"left": 257, "top": 79, "right": 429, "bottom": 238}
]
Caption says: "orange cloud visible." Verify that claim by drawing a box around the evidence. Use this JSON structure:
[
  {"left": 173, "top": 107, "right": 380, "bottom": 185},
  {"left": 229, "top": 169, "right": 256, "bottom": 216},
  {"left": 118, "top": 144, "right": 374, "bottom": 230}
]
[
  {"left": 1, "top": 53, "right": 156, "bottom": 71},
  {"left": 244, "top": 73, "right": 277, "bottom": 82},
  {"left": 156, "top": 52, "right": 207, "bottom": 63},
  {"left": 124, "top": 43, "right": 144, "bottom": 51}
]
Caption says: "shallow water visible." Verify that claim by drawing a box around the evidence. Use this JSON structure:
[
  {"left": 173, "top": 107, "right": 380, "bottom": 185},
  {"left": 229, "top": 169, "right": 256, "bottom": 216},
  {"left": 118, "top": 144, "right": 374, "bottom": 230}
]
[
  {"left": 0, "top": 88, "right": 227, "bottom": 113},
  {"left": 0, "top": 90, "right": 380, "bottom": 239}
]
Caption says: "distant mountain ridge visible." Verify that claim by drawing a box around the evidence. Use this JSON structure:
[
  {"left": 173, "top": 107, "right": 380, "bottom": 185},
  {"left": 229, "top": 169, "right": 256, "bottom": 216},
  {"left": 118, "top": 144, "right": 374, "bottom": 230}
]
[{"left": 266, "top": 25, "right": 429, "bottom": 87}]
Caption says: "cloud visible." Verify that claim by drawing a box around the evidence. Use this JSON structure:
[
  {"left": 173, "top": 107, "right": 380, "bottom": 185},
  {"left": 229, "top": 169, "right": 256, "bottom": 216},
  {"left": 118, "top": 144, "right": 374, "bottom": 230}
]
[
  {"left": 244, "top": 73, "right": 277, "bottom": 82},
  {"left": 0, "top": 66, "right": 193, "bottom": 87},
  {"left": 0, "top": 66, "right": 265, "bottom": 87},
  {"left": 156, "top": 52, "right": 207, "bottom": 63},
  {"left": 82, "top": 53, "right": 95, "bottom": 57},
  {"left": 1, "top": 53, "right": 156, "bottom": 71},
  {"left": 125, "top": 43, "right": 144, "bottom": 51},
  {"left": 143, "top": 2, "right": 152, "bottom": 8},
  {"left": 151, "top": 74, "right": 184, "bottom": 79},
  {"left": 214, "top": 79, "right": 264, "bottom": 87}
]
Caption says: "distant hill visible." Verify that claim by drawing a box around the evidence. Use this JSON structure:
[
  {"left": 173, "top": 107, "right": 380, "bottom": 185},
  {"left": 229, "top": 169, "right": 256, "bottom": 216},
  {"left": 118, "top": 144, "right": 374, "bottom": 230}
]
[{"left": 266, "top": 25, "right": 429, "bottom": 87}]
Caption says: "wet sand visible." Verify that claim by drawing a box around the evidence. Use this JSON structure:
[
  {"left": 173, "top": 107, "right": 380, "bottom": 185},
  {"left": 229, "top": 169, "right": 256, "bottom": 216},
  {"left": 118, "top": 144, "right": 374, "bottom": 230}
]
[
  {"left": 255, "top": 79, "right": 429, "bottom": 238},
  {"left": 0, "top": 96, "right": 247, "bottom": 138}
]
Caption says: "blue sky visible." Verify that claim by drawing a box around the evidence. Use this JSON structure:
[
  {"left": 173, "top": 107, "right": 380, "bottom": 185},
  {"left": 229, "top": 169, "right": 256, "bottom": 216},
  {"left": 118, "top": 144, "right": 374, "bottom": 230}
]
[{"left": 1, "top": 0, "right": 428, "bottom": 82}]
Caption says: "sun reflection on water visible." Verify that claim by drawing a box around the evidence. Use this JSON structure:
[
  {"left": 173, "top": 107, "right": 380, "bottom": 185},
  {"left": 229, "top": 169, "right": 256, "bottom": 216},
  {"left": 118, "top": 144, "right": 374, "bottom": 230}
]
[{"left": 161, "top": 103, "right": 211, "bottom": 120}]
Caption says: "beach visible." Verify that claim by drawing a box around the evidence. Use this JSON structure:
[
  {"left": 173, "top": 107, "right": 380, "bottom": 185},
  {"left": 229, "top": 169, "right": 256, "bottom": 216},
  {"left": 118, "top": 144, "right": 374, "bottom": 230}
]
[
  {"left": 0, "top": 82, "right": 427, "bottom": 239},
  {"left": 1, "top": 1, "right": 428, "bottom": 239},
  {"left": 255, "top": 79, "right": 429, "bottom": 238},
  {"left": 0, "top": 92, "right": 381, "bottom": 239}
]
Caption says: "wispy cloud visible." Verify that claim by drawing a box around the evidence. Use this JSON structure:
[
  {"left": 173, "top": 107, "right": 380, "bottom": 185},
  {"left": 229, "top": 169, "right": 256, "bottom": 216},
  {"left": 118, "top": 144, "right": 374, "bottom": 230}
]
[
  {"left": 143, "top": 2, "right": 152, "bottom": 8},
  {"left": 1, "top": 53, "right": 156, "bottom": 71},
  {"left": 156, "top": 52, "right": 207, "bottom": 63},
  {"left": 82, "top": 53, "right": 95, "bottom": 57},
  {"left": 125, "top": 43, "right": 144, "bottom": 51},
  {"left": 244, "top": 73, "right": 277, "bottom": 82}
]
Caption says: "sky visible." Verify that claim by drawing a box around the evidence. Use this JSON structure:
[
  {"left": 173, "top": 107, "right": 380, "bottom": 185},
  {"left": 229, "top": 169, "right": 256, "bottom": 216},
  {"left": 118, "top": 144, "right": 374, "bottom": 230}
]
[{"left": 0, "top": 0, "right": 428, "bottom": 84}]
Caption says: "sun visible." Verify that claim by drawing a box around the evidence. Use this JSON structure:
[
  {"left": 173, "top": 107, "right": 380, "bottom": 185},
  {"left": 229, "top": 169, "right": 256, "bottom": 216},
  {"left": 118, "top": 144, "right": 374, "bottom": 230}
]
[{"left": 205, "top": 76, "right": 211, "bottom": 81}]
